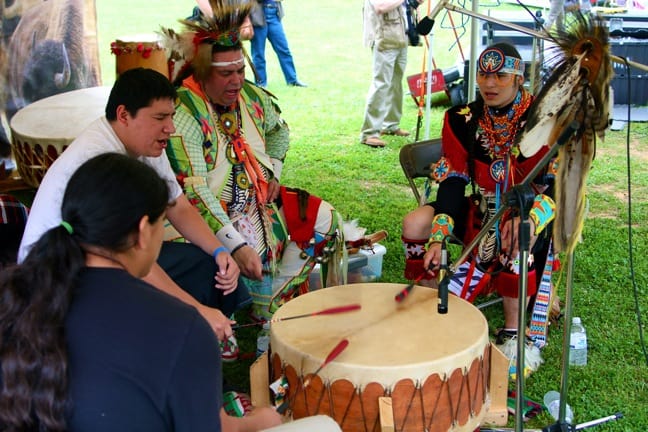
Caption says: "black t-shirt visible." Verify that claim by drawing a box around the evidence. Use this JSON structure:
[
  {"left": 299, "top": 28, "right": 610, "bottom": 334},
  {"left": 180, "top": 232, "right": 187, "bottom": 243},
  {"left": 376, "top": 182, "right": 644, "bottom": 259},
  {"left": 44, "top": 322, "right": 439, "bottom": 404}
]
[{"left": 65, "top": 267, "right": 222, "bottom": 432}]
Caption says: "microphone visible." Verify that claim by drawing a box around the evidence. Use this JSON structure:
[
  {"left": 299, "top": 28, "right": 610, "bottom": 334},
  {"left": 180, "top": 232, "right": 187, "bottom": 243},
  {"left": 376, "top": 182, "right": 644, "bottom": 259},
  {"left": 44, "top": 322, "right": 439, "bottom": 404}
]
[
  {"left": 437, "top": 238, "right": 449, "bottom": 314},
  {"left": 415, "top": 0, "right": 448, "bottom": 36}
]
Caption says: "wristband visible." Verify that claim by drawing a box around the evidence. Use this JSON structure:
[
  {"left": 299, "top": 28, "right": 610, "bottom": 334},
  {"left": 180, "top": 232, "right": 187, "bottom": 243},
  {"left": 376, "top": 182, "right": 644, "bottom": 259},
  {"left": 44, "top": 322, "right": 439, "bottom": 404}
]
[
  {"left": 428, "top": 213, "right": 454, "bottom": 247},
  {"left": 212, "top": 246, "right": 228, "bottom": 258},
  {"left": 529, "top": 194, "right": 556, "bottom": 235},
  {"left": 230, "top": 242, "right": 248, "bottom": 255}
]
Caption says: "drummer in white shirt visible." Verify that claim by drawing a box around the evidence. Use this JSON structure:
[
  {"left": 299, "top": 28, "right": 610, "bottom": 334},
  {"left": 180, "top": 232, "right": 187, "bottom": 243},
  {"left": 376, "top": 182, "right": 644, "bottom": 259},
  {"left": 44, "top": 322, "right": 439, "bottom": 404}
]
[{"left": 18, "top": 67, "right": 248, "bottom": 341}]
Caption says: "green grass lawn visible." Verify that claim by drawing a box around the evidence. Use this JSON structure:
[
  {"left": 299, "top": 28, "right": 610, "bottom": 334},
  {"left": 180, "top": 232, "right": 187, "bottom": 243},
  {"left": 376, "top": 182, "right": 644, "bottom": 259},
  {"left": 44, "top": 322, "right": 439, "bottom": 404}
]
[{"left": 94, "top": 0, "right": 647, "bottom": 429}]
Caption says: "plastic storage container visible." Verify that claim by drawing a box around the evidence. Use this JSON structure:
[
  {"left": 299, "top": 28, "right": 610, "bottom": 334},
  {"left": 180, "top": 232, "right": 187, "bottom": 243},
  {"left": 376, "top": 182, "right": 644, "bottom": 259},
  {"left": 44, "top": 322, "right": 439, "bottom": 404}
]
[
  {"left": 357, "top": 243, "right": 387, "bottom": 279},
  {"left": 309, "top": 243, "right": 387, "bottom": 289},
  {"left": 609, "top": 38, "right": 648, "bottom": 105}
]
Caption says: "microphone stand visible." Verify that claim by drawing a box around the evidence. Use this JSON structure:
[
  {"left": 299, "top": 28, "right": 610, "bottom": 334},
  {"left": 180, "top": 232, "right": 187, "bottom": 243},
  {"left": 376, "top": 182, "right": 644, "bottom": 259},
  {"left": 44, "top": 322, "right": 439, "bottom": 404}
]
[{"left": 438, "top": 238, "right": 449, "bottom": 314}]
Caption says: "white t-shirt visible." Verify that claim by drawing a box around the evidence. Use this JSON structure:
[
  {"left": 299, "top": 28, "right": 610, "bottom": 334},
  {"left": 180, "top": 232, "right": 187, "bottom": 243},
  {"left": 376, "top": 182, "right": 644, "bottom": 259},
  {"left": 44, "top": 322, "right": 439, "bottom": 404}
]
[{"left": 18, "top": 117, "right": 182, "bottom": 262}]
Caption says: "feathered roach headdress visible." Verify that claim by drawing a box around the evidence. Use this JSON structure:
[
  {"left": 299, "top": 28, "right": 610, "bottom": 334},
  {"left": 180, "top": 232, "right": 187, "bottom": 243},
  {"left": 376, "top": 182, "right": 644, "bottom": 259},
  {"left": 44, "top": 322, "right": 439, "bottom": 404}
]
[{"left": 160, "top": 0, "right": 253, "bottom": 84}]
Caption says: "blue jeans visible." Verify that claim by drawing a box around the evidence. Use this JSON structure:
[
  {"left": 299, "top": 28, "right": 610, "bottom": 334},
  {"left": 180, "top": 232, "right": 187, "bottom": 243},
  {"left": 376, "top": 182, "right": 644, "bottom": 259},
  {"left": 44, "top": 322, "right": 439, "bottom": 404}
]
[
  {"left": 158, "top": 242, "right": 251, "bottom": 316},
  {"left": 251, "top": 4, "right": 298, "bottom": 86}
]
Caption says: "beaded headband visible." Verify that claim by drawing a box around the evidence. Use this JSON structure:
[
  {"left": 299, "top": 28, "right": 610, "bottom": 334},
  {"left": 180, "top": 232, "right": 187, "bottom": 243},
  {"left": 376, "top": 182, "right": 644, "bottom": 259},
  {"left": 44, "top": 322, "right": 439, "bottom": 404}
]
[{"left": 478, "top": 47, "right": 525, "bottom": 76}]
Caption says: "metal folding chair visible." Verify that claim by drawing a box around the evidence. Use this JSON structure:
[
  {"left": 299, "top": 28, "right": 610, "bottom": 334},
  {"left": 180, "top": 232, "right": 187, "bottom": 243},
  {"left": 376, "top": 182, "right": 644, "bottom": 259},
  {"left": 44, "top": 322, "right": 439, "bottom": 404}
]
[{"left": 398, "top": 138, "right": 442, "bottom": 206}]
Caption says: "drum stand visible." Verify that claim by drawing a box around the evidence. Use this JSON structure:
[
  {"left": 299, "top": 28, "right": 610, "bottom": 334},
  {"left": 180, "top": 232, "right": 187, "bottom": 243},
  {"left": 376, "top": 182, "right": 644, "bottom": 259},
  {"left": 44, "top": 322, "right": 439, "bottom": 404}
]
[{"left": 445, "top": 123, "right": 622, "bottom": 432}]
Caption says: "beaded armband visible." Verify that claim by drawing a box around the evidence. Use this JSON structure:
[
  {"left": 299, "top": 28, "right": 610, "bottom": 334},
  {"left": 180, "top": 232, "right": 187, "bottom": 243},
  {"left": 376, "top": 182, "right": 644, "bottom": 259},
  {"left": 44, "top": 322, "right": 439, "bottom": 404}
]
[
  {"left": 427, "top": 213, "right": 455, "bottom": 247},
  {"left": 529, "top": 194, "right": 556, "bottom": 235}
]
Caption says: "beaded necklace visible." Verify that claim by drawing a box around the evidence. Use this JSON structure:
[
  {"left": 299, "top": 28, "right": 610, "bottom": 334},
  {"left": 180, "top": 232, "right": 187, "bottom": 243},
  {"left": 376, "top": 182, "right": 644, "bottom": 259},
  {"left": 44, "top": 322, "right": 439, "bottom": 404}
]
[
  {"left": 209, "top": 99, "right": 269, "bottom": 204},
  {"left": 476, "top": 89, "right": 531, "bottom": 259},
  {"left": 478, "top": 89, "right": 532, "bottom": 160},
  {"left": 211, "top": 101, "right": 243, "bottom": 164}
]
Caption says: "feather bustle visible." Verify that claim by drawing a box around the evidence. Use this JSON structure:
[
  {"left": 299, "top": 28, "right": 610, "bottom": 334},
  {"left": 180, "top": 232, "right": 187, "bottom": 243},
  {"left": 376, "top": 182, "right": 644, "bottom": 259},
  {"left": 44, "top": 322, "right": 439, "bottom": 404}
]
[{"left": 516, "top": 13, "right": 613, "bottom": 253}]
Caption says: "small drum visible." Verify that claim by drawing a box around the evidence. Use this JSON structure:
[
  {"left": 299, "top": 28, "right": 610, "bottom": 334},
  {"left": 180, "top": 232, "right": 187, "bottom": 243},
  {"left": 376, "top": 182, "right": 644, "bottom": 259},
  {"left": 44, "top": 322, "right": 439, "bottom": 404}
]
[
  {"left": 111, "top": 34, "right": 169, "bottom": 79},
  {"left": 270, "top": 283, "right": 491, "bottom": 432},
  {"left": 9, "top": 86, "right": 110, "bottom": 187}
]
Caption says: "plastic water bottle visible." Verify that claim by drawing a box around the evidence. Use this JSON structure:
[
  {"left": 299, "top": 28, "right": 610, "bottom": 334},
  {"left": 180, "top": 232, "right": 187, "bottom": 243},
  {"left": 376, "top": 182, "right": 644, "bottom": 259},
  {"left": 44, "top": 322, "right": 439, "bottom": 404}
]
[
  {"left": 543, "top": 390, "right": 574, "bottom": 423},
  {"left": 256, "top": 322, "right": 271, "bottom": 357},
  {"left": 569, "top": 317, "right": 588, "bottom": 366}
]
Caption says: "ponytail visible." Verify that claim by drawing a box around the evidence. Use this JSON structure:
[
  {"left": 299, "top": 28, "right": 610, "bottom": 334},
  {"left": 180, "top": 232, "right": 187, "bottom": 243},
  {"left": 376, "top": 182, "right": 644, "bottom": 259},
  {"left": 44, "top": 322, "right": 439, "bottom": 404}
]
[
  {"left": 0, "top": 152, "right": 169, "bottom": 430},
  {"left": 0, "top": 224, "right": 84, "bottom": 430}
]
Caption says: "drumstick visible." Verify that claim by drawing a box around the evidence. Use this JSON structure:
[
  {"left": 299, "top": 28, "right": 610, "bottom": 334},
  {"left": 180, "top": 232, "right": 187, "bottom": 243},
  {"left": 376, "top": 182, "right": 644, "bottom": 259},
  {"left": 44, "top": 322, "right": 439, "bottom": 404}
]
[
  {"left": 395, "top": 273, "right": 425, "bottom": 303},
  {"left": 303, "top": 338, "right": 349, "bottom": 388},
  {"left": 395, "top": 263, "right": 436, "bottom": 303},
  {"left": 231, "top": 304, "right": 361, "bottom": 330}
]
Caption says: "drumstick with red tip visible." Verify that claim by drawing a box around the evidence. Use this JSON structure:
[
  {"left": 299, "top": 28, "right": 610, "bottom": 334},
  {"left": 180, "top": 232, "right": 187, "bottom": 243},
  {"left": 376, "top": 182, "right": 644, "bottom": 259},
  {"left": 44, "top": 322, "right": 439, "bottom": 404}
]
[
  {"left": 394, "top": 272, "right": 426, "bottom": 303},
  {"left": 395, "top": 273, "right": 426, "bottom": 303},
  {"left": 232, "top": 304, "right": 361, "bottom": 330},
  {"left": 303, "top": 338, "right": 349, "bottom": 388}
]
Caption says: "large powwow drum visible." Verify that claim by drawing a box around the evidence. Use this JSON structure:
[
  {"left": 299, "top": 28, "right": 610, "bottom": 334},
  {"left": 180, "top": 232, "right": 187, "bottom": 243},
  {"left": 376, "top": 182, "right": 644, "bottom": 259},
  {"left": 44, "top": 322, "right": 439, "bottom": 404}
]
[
  {"left": 111, "top": 34, "right": 169, "bottom": 78},
  {"left": 9, "top": 86, "right": 110, "bottom": 187},
  {"left": 270, "top": 283, "right": 492, "bottom": 432}
]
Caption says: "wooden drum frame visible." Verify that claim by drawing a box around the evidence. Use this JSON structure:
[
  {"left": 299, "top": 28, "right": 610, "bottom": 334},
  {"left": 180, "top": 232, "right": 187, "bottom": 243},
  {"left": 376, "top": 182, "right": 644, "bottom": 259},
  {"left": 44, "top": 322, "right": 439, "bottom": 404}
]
[
  {"left": 9, "top": 86, "right": 110, "bottom": 188},
  {"left": 269, "top": 283, "right": 496, "bottom": 432}
]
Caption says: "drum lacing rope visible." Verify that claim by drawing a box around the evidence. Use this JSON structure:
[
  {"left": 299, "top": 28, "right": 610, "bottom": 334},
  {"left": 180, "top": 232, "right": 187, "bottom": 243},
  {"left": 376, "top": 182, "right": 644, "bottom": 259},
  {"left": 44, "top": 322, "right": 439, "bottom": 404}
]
[{"left": 337, "top": 384, "right": 360, "bottom": 430}]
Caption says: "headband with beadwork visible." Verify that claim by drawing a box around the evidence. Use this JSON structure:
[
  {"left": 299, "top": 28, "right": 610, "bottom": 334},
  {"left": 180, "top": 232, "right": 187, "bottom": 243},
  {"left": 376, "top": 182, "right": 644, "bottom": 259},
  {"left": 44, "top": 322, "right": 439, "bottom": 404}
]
[{"left": 478, "top": 47, "right": 525, "bottom": 76}]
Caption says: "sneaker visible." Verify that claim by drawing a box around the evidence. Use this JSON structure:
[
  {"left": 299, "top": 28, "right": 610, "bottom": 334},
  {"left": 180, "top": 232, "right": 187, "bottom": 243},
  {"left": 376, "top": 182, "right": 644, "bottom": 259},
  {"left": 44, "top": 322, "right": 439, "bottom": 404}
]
[
  {"left": 288, "top": 80, "right": 308, "bottom": 87},
  {"left": 220, "top": 334, "right": 240, "bottom": 362}
]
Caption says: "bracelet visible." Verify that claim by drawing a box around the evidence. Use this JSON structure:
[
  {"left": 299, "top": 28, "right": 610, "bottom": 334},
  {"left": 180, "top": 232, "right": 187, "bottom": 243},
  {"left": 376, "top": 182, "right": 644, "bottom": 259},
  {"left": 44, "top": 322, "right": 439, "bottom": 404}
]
[
  {"left": 427, "top": 213, "right": 454, "bottom": 247},
  {"left": 230, "top": 242, "right": 248, "bottom": 255},
  {"left": 212, "top": 246, "right": 228, "bottom": 258},
  {"left": 529, "top": 194, "right": 556, "bottom": 235}
]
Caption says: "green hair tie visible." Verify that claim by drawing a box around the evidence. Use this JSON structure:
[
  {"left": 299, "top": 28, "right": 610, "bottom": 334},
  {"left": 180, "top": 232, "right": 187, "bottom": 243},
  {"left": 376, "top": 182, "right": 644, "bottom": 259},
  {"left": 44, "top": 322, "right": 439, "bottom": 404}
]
[{"left": 60, "top": 221, "right": 74, "bottom": 235}]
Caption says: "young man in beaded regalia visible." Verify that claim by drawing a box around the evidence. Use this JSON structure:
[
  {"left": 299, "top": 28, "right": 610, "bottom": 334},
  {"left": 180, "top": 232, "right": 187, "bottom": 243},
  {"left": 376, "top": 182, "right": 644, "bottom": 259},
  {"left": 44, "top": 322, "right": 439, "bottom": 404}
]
[
  {"left": 402, "top": 43, "right": 557, "bottom": 374},
  {"left": 163, "top": 0, "right": 344, "bottom": 328}
]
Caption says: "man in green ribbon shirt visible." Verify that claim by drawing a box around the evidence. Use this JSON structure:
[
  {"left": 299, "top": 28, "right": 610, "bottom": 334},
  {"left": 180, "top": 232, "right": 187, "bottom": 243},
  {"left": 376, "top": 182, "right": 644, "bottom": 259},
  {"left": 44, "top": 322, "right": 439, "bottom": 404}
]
[{"left": 164, "top": 2, "right": 344, "bottom": 326}]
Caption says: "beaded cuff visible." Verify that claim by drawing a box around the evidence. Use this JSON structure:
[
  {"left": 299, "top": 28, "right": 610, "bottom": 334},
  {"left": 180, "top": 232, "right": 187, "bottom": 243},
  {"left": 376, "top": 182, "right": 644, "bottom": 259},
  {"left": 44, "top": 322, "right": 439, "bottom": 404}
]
[
  {"left": 529, "top": 194, "right": 556, "bottom": 235},
  {"left": 428, "top": 213, "right": 455, "bottom": 246}
]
